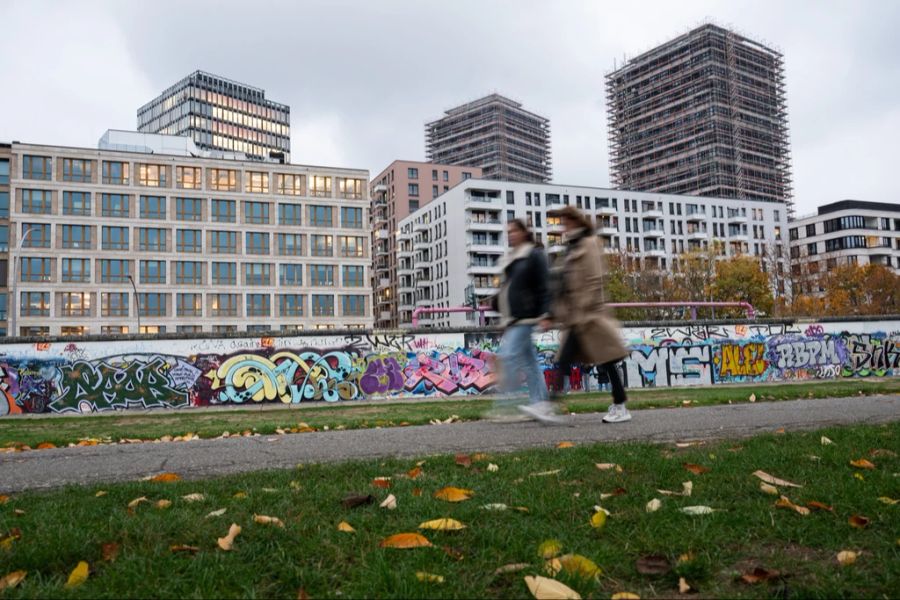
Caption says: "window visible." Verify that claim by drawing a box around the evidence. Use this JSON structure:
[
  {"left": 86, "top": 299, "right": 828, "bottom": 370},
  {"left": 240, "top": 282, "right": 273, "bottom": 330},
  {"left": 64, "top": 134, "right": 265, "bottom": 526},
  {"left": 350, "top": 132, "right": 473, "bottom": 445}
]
[
  {"left": 309, "top": 205, "right": 333, "bottom": 227},
  {"left": 806, "top": 224, "right": 816, "bottom": 237},
  {"left": 102, "top": 161, "right": 129, "bottom": 185},
  {"left": 312, "top": 294, "right": 334, "bottom": 317},
  {"left": 309, "top": 234, "right": 333, "bottom": 257},
  {"left": 61, "top": 292, "right": 91, "bottom": 317},
  {"left": 525, "top": 192, "right": 532, "bottom": 206},
  {"left": 244, "top": 262, "right": 272, "bottom": 285},
  {"left": 138, "top": 228, "right": 166, "bottom": 252},
  {"left": 280, "top": 264, "right": 303, "bottom": 286},
  {"left": 342, "top": 295, "right": 366, "bottom": 316},
  {"left": 172, "top": 229, "right": 201, "bottom": 253},
  {"left": 62, "top": 258, "right": 90, "bottom": 283},
  {"left": 535, "top": 213, "right": 542, "bottom": 227},
  {"left": 277, "top": 233, "right": 303, "bottom": 256},
  {"left": 21, "top": 292, "right": 50, "bottom": 316},
  {"left": 339, "top": 178, "right": 364, "bottom": 199},
  {"left": 310, "top": 175, "right": 332, "bottom": 197},
  {"left": 21, "top": 257, "right": 52, "bottom": 282},
  {"left": 408, "top": 167, "right": 418, "bottom": 179},
  {"left": 211, "top": 261, "right": 237, "bottom": 285},
  {"left": 140, "top": 260, "right": 166, "bottom": 284},
  {"left": 244, "top": 201, "right": 270, "bottom": 224},
  {"left": 342, "top": 265, "right": 365, "bottom": 287},
  {"left": 409, "top": 200, "right": 419, "bottom": 211},
  {"left": 209, "top": 168, "right": 237, "bottom": 191},
  {"left": 176, "top": 325, "right": 201, "bottom": 333},
  {"left": 278, "top": 203, "right": 302, "bottom": 225},
  {"left": 442, "top": 170, "right": 448, "bottom": 182},
  {"left": 102, "top": 193, "right": 130, "bottom": 217},
  {"left": 140, "top": 195, "right": 166, "bottom": 219},
  {"left": 0, "top": 159, "right": 8, "bottom": 184},
  {"left": 211, "top": 199, "right": 236, "bottom": 223},
  {"left": 23, "top": 155, "right": 51, "bottom": 180},
  {"left": 339, "top": 236, "right": 365, "bottom": 257},
  {"left": 309, "top": 265, "right": 335, "bottom": 286},
  {"left": 138, "top": 293, "right": 166, "bottom": 317},
  {"left": 246, "top": 294, "right": 270, "bottom": 317},
  {"left": 22, "top": 189, "right": 51, "bottom": 214},
  {"left": 175, "top": 261, "right": 203, "bottom": 285},
  {"left": 210, "top": 230, "right": 237, "bottom": 254},
  {"left": 62, "top": 158, "right": 92, "bottom": 183},
  {"left": 0, "top": 225, "right": 7, "bottom": 251},
  {"left": 807, "top": 242, "right": 818, "bottom": 256},
  {"left": 210, "top": 293, "right": 239, "bottom": 317},
  {"left": 408, "top": 183, "right": 419, "bottom": 196},
  {"left": 245, "top": 171, "right": 269, "bottom": 193},
  {"left": 62, "top": 225, "right": 92, "bottom": 249},
  {"left": 432, "top": 185, "right": 439, "bottom": 198},
  {"left": 213, "top": 325, "right": 236, "bottom": 333},
  {"left": 176, "top": 197, "right": 203, "bottom": 221},
  {"left": 176, "top": 166, "right": 202, "bottom": 189},
  {"left": 506, "top": 191, "right": 514, "bottom": 205},
  {"left": 275, "top": 173, "right": 303, "bottom": 195},
  {"left": 177, "top": 293, "right": 202, "bottom": 317},
  {"left": 20, "top": 326, "right": 49, "bottom": 336},
  {"left": 0, "top": 191, "right": 7, "bottom": 218},
  {"left": 22, "top": 223, "right": 50, "bottom": 248},
  {"left": 245, "top": 232, "right": 270, "bottom": 255},
  {"left": 462, "top": 172, "right": 472, "bottom": 180},
  {"left": 341, "top": 207, "right": 363, "bottom": 228},
  {"left": 99, "top": 259, "right": 130, "bottom": 283},
  {"left": 137, "top": 164, "right": 166, "bottom": 187},
  {"left": 102, "top": 293, "right": 129, "bottom": 317},
  {"left": 279, "top": 294, "right": 304, "bottom": 317}
]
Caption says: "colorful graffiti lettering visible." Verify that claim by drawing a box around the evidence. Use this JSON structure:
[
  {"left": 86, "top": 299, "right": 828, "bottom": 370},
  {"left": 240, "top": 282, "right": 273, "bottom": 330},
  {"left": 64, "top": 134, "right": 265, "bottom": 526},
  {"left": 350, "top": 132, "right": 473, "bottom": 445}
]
[{"left": 715, "top": 343, "right": 768, "bottom": 379}]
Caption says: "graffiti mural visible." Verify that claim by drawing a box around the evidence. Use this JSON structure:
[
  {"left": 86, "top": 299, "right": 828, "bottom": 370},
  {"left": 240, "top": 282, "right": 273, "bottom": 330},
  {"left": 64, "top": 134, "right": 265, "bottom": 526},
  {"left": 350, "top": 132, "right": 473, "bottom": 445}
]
[{"left": 0, "top": 320, "right": 898, "bottom": 413}]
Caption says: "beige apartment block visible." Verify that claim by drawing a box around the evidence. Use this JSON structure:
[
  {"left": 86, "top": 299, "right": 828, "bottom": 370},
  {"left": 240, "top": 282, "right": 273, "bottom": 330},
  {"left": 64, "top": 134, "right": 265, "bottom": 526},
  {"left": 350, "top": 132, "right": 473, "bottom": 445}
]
[
  {"left": 4, "top": 138, "right": 372, "bottom": 336},
  {"left": 370, "top": 160, "right": 482, "bottom": 329}
]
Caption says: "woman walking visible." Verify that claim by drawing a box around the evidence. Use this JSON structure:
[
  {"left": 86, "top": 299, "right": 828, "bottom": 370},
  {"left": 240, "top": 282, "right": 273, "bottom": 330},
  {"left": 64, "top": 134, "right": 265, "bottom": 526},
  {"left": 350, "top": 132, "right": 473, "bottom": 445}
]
[{"left": 524, "top": 206, "right": 631, "bottom": 424}]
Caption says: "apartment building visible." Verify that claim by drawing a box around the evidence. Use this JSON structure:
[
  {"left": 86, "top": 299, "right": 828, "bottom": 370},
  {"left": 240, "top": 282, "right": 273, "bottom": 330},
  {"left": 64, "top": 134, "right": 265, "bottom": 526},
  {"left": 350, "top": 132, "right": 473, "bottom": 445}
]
[
  {"left": 3, "top": 132, "right": 371, "bottom": 336},
  {"left": 426, "top": 94, "right": 551, "bottom": 183},
  {"left": 398, "top": 179, "right": 788, "bottom": 328},
  {"left": 370, "top": 161, "right": 482, "bottom": 329},
  {"left": 789, "top": 200, "right": 900, "bottom": 295}
]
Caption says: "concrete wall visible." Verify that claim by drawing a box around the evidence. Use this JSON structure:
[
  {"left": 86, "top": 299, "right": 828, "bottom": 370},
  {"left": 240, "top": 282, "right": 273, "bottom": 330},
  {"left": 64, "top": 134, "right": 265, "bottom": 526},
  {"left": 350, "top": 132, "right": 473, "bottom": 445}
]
[{"left": 1, "top": 318, "right": 898, "bottom": 415}]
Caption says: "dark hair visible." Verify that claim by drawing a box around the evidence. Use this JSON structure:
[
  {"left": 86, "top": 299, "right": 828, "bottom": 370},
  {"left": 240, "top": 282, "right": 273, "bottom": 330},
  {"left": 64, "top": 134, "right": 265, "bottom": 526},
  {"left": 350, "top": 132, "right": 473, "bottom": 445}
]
[{"left": 508, "top": 218, "right": 535, "bottom": 243}]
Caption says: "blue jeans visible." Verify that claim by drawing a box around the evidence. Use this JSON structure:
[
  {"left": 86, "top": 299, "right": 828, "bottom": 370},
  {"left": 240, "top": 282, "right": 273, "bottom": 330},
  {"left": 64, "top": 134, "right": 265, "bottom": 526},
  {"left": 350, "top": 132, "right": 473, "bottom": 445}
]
[{"left": 496, "top": 324, "right": 548, "bottom": 407}]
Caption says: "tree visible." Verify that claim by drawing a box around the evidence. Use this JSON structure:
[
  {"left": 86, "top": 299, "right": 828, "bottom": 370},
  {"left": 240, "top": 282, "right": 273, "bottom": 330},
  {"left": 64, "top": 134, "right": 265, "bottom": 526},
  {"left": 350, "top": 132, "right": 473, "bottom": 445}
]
[
  {"left": 819, "top": 262, "right": 900, "bottom": 316},
  {"left": 711, "top": 256, "right": 774, "bottom": 317}
]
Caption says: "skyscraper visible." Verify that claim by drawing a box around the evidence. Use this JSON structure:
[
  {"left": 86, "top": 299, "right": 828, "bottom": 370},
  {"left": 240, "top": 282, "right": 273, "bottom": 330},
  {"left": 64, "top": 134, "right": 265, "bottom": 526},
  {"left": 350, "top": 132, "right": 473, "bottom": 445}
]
[
  {"left": 137, "top": 71, "right": 290, "bottom": 162},
  {"left": 426, "top": 94, "right": 551, "bottom": 183},
  {"left": 606, "top": 24, "right": 792, "bottom": 213}
]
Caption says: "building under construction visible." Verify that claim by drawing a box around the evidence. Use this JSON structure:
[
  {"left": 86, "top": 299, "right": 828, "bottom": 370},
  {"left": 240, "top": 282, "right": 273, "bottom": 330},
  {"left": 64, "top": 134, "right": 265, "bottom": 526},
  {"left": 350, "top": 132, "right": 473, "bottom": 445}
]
[
  {"left": 606, "top": 24, "right": 793, "bottom": 213},
  {"left": 426, "top": 94, "right": 551, "bottom": 183}
]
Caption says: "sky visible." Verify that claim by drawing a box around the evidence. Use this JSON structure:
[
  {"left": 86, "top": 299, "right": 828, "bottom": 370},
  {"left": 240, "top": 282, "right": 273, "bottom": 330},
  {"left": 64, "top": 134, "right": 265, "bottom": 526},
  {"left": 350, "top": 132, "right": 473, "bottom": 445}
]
[{"left": 1, "top": 0, "right": 898, "bottom": 215}]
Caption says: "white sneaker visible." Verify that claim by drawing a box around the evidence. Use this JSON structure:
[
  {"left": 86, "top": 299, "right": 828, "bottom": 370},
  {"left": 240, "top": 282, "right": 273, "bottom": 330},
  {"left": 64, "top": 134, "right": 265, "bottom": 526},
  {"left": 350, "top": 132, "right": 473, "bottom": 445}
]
[
  {"left": 602, "top": 404, "right": 632, "bottom": 423},
  {"left": 518, "top": 401, "right": 565, "bottom": 425}
]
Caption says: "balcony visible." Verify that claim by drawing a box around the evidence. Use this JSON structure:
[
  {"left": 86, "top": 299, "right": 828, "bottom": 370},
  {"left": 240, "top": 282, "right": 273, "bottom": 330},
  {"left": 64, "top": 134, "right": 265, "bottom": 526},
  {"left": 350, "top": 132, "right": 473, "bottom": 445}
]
[
  {"left": 465, "top": 193, "right": 501, "bottom": 208},
  {"left": 687, "top": 231, "right": 708, "bottom": 241},
  {"left": 597, "top": 205, "right": 616, "bottom": 216},
  {"left": 378, "top": 310, "right": 392, "bottom": 321},
  {"left": 728, "top": 212, "right": 748, "bottom": 224},
  {"left": 414, "top": 222, "right": 429, "bottom": 233},
  {"left": 598, "top": 226, "right": 618, "bottom": 236},
  {"left": 644, "top": 248, "right": 666, "bottom": 258},
  {"left": 415, "top": 296, "right": 432, "bottom": 308},
  {"left": 642, "top": 227, "right": 664, "bottom": 238},
  {"left": 413, "top": 239, "right": 431, "bottom": 252},
  {"left": 729, "top": 233, "right": 749, "bottom": 242},
  {"left": 467, "top": 262, "right": 502, "bottom": 275},
  {"left": 686, "top": 211, "right": 706, "bottom": 222},
  {"left": 467, "top": 241, "right": 504, "bottom": 254},
  {"left": 474, "top": 286, "right": 497, "bottom": 297},
  {"left": 642, "top": 208, "right": 663, "bottom": 219},
  {"left": 467, "top": 218, "right": 504, "bottom": 231},
  {"left": 377, "top": 277, "right": 390, "bottom": 290},
  {"left": 375, "top": 229, "right": 389, "bottom": 240},
  {"left": 373, "top": 184, "right": 387, "bottom": 194}
]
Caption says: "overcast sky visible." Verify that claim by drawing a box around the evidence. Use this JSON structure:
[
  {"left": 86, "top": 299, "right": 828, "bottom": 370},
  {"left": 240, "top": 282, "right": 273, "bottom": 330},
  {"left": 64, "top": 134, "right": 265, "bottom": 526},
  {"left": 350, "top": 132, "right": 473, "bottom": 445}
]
[{"left": 1, "top": 0, "right": 897, "bottom": 215}]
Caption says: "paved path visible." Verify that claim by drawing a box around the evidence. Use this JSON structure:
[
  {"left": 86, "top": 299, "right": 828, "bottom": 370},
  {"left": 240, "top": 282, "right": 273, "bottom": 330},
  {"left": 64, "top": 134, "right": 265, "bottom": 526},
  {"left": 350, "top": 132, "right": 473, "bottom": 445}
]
[{"left": 3, "top": 395, "right": 898, "bottom": 493}]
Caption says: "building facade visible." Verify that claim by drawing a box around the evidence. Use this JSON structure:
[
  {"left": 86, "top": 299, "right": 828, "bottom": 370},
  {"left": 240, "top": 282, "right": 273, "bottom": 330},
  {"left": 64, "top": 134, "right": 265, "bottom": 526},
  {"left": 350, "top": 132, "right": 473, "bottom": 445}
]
[
  {"left": 606, "top": 24, "right": 793, "bottom": 211},
  {"left": 137, "top": 71, "right": 291, "bottom": 162},
  {"left": 370, "top": 161, "right": 481, "bottom": 329},
  {"left": 398, "top": 179, "right": 788, "bottom": 328},
  {"left": 0, "top": 145, "right": 10, "bottom": 335},
  {"left": 4, "top": 136, "right": 371, "bottom": 337},
  {"left": 789, "top": 200, "right": 900, "bottom": 295},
  {"left": 426, "top": 94, "right": 551, "bottom": 183}
]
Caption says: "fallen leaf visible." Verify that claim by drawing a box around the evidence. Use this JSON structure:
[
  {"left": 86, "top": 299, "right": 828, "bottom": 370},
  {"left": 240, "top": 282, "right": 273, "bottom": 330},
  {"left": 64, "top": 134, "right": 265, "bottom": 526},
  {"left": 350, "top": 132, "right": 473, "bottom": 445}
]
[
  {"left": 217, "top": 523, "right": 241, "bottom": 551},
  {"left": 680, "top": 506, "right": 717, "bottom": 515},
  {"left": 848, "top": 515, "right": 870, "bottom": 529},
  {"left": 658, "top": 481, "right": 693, "bottom": 497},
  {"left": 753, "top": 470, "right": 801, "bottom": 488},
  {"left": 552, "top": 554, "right": 602, "bottom": 579},
  {"left": 297, "top": 588, "right": 310, "bottom": 600},
  {"left": 524, "top": 575, "right": 581, "bottom": 600},
  {"left": 611, "top": 594, "right": 640, "bottom": 600},
  {"left": 775, "top": 428, "right": 786, "bottom": 434},
  {"left": 419, "top": 518, "right": 466, "bottom": 531},
  {"left": 415, "top": 571, "right": 444, "bottom": 583},
  {"left": 806, "top": 501, "right": 834, "bottom": 513},
  {"left": 380, "top": 494, "right": 398, "bottom": 510},
  {"left": 678, "top": 552, "right": 694, "bottom": 564},
  {"left": 557, "top": 441, "right": 575, "bottom": 449},
  {"left": 441, "top": 545, "right": 465, "bottom": 561},
  {"left": 601, "top": 487, "right": 628, "bottom": 499},
  {"left": 494, "top": 563, "right": 530, "bottom": 575},
  {"left": 407, "top": 466, "right": 423, "bottom": 479},
  {"left": 12, "top": 509, "right": 25, "bottom": 516},
  {"left": 854, "top": 473, "right": 865, "bottom": 481},
  {"left": 455, "top": 453, "right": 473, "bottom": 468},
  {"left": 36, "top": 442, "right": 56, "bottom": 449},
  {"left": 149, "top": 473, "right": 182, "bottom": 483},
  {"left": 341, "top": 494, "right": 375, "bottom": 508},
  {"left": 379, "top": 532, "right": 432, "bottom": 548},
  {"left": 95, "top": 491, "right": 108, "bottom": 497},
  {"left": 206, "top": 508, "right": 227, "bottom": 518},
  {"left": 821, "top": 436, "right": 833, "bottom": 445},
  {"left": 337, "top": 521, "right": 355, "bottom": 533},
  {"left": 683, "top": 463, "right": 710, "bottom": 475},
  {"left": 531, "top": 469, "right": 562, "bottom": 477},
  {"left": 837, "top": 550, "right": 857, "bottom": 566},
  {"left": 65, "top": 561, "right": 89, "bottom": 588},
  {"left": 590, "top": 509, "right": 607, "bottom": 529},
  {"left": 254, "top": 514, "right": 286, "bottom": 528},
  {"left": 679, "top": 577, "right": 692, "bottom": 593},
  {"left": 877, "top": 497, "right": 898, "bottom": 505},
  {"left": 595, "top": 463, "right": 622, "bottom": 472},
  {"left": 760, "top": 483, "right": 779, "bottom": 495},
  {"left": 155, "top": 499, "right": 172, "bottom": 509},
  {"left": 0, "top": 571, "right": 26, "bottom": 590},
  {"left": 487, "top": 463, "right": 499, "bottom": 472},
  {"left": 675, "top": 441, "right": 705, "bottom": 448},
  {"left": 101, "top": 542, "right": 120, "bottom": 562},
  {"left": 869, "top": 448, "right": 897, "bottom": 458},
  {"left": 233, "top": 492, "right": 247, "bottom": 499},
  {"left": 182, "top": 493, "right": 205, "bottom": 503},
  {"left": 749, "top": 393, "right": 756, "bottom": 402},
  {"left": 170, "top": 545, "right": 200, "bottom": 554},
  {"left": 775, "top": 495, "right": 810, "bottom": 516},
  {"left": 646, "top": 498, "right": 662, "bottom": 513},
  {"left": 289, "top": 481, "right": 301, "bottom": 491},
  {"left": 636, "top": 554, "right": 671, "bottom": 575},
  {"left": 538, "top": 539, "right": 563, "bottom": 558},
  {"left": 127, "top": 496, "right": 149, "bottom": 509},
  {"left": 412, "top": 488, "right": 423, "bottom": 497},
  {"left": 740, "top": 567, "right": 780, "bottom": 584},
  {"left": 850, "top": 459, "right": 876, "bottom": 470},
  {"left": 372, "top": 477, "right": 391, "bottom": 489},
  {"left": 433, "top": 487, "right": 474, "bottom": 502}
]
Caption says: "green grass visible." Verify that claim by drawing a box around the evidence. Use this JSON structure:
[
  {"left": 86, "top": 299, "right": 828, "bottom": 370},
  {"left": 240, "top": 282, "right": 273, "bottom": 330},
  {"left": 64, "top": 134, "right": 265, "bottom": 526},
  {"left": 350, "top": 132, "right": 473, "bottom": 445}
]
[
  {"left": 1, "top": 423, "right": 898, "bottom": 598},
  {"left": 2, "top": 379, "right": 900, "bottom": 449}
]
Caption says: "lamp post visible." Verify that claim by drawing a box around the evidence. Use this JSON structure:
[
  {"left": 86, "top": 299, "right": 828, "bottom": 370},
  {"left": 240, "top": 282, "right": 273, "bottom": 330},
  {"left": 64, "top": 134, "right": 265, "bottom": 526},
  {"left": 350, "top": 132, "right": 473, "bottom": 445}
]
[
  {"left": 9, "top": 226, "right": 38, "bottom": 337},
  {"left": 127, "top": 275, "right": 141, "bottom": 334}
]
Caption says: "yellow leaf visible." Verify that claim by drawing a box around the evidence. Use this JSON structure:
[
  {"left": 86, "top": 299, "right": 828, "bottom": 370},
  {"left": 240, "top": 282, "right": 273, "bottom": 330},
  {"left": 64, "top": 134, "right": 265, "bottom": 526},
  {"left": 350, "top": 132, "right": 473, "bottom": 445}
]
[
  {"left": 678, "top": 552, "right": 694, "bottom": 564},
  {"left": 205, "top": 509, "right": 227, "bottom": 518},
  {"left": 877, "top": 497, "right": 898, "bottom": 505},
  {"left": 155, "top": 499, "right": 172, "bottom": 509},
  {"left": 850, "top": 459, "right": 876, "bottom": 470},
  {"left": 182, "top": 493, "right": 205, "bottom": 502},
  {"left": 170, "top": 545, "right": 200, "bottom": 554},
  {"left": 379, "top": 494, "right": 398, "bottom": 510},
  {"left": 590, "top": 510, "right": 607, "bottom": 529},
  {"left": 556, "top": 441, "right": 575, "bottom": 449},
  {"left": 760, "top": 483, "right": 779, "bottom": 495},
  {"left": 524, "top": 575, "right": 581, "bottom": 600},
  {"left": 127, "top": 496, "right": 149, "bottom": 509},
  {"left": 854, "top": 473, "right": 865, "bottom": 481},
  {"left": 149, "top": 473, "right": 182, "bottom": 483},
  {"left": 419, "top": 518, "right": 466, "bottom": 531},
  {"left": 253, "top": 514, "right": 285, "bottom": 528},
  {"left": 415, "top": 571, "right": 444, "bottom": 583},
  {"left": 837, "top": 550, "right": 857, "bottom": 566},
  {"left": 611, "top": 594, "right": 641, "bottom": 600},
  {"left": 0, "top": 570, "right": 26, "bottom": 590},
  {"left": 775, "top": 495, "right": 810, "bottom": 516},
  {"left": 433, "top": 486, "right": 474, "bottom": 502},
  {"left": 379, "top": 532, "right": 432, "bottom": 548},
  {"left": 407, "top": 466, "right": 423, "bottom": 479},
  {"left": 217, "top": 523, "right": 242, "bottom": 551},
  {"left": 337, "top": 521, "right": 355, "bottom": 533},
  {"left": 646, "top": 498, "right": 662, "bottom": 513},
  {"left": 679, "top": 577, "right": 692, "bottom": 594},
  {"left": 95, "top": 491, "right": 108, "bottom": 497},
  {"left": 65, "top": 561, "right": 89, "bottom": 588},
  {"left": 233, "top": 492, "right": 247, "bottom": 499},
  {"left": 530, "top": 469, "right": 562, "bottom": 477},
  {"left": 538, "top": 539, "right": 563, "bottom": 559},
  {"left": 556, "top": 554, "right": 601, "bottom": 579},
  {"left": 495, "top": 563, "right": 530, "bottom": 575},
  {"left": 753, "top": 470, "right": 802, "bottom": 488}
]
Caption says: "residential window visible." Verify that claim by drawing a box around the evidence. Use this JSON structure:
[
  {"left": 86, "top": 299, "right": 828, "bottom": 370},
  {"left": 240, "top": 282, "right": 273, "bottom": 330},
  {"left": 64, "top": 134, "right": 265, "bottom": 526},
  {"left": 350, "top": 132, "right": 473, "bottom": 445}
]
[
  {"left": 246, "top": 294, "right": 270, "bottom": 317},
  {"left": 102, "top": 193, "right": 130, "bottom": 217},
  {"left": 807, "top": 242, "right": 818, "bottom": 256},
  {"left": 774, "top": 210, "right": 781, "bottom": 221},
  {"left": 176, "top": 325, "right": 201, "bottom": 333},
  {"left": 211, "top": 199, "right": 236, "bottom": 223},
  {"left": 432, "top": 185, "right": 439, "bottom": 198},
  {"left": 277, "top": 233, "right": 303, "bottom": 256},
  {"left": 806, "top": 224, "right": 816, "bottom": 237},
  {"left": 176, "top": 197, "right": 203, "bottom": 221},
  {"left": 22, "top": 223, "right": 50, "bottom": 248},
  {"left": 339, "top": 235, "right": 365, "bottom": 257},
  {"left": 175, "top": 261, "right": 203, "bottom": 285},
  {"left": 137, "top": 164, "right": 166, "bottom": 187},
  {"left": 21, "top": 292, "right": 50, "bottom": 316},
  {"left": 140, "top": 260, "right": 166, "bottom": 284},
  {"left": 210, "top": 293, "right": 239, "bottom": 317},
  {"left": 0, "top": 159, "right": 8, "bottom": 184},
  {"left": 20, "top": 326, "right": 49, "bottom": 336},
  {"left": 408, "top": 183, "right": 419, "bottom": 196},
  {"left": 209, "top": 168, "right": 237, "bottom": 191},
  {"left": 275, "top": 173, "right": 303, "bottom": 195},
  {"left": 310, "top": 234, "right": 333, "bottom": 257},
  {"left": 101, "top": 292, "right": 129, "bottom": 317},
  {"left": 341, "top": 207, "right": 363, "bottom": 228},
  {"left": 309, "top": 205, "right": 333, "bottom": 227},
  {"left": 0, "top": 191, "right": 7, "bottom": 218},
  {"left": 22, "top": 155, "right": 51, "bottom": 180},
  {"left": 244, "top": 201, "right": 270, "bottom": 224},
  {"left": 138, "top": 293, "right": 166, "bottom": 317},
  {"left": 506, "top": 191, "right": 514, "bottom": 205},
  {"left": 140, "top": 195, "right": 166, "bottom": 219},
  {"left": 244, "top": 262, "right": 272, "bottom": 285},
  {"left": 462, "top": 172, "right": 472, "bottom": 180},
  {"left": 0, "top": 225, "right": 7, "bottom": 251},
  {"left": 213, "top": 325, "right": 236, "bottom": 333},
  {"left": 309, "top": 265, "right": 335, "bottom": 287},
  {"left": 342, "top": 295, "right": 366, "bottom": 317},
  {"left": 138, "top": 228, "right": 166, "bottom": 252},
  {"left": 409, "top": 200, "right": 419, "bottom": 211},
  {"left": 99, "top": 259, "right": 130, "bottom": 283},
  {"left": 176, "top": 166, "right": 202, "bottom": 189},
  {"left": 342, "top": 265, "right": 365, "bottom": 287},
  {"left": 210, "top": 230, "right": 237, "bottom": 254},
  {"left": 525, "top": 192, "right": 532, "bottom": 206},
  {"left": 310, "top": 175, "right": 332, "bottom": 197},
  {"left": 311, "top": 294, "right": 334, "bottom": 317},
  {"left": 339, "top": 178, "right": 363, "bottom": 199},
  {"left": 61, "top": 292, "right": 91, "bottom": 317},
  {"left": 102, "top": 226, "right": 129, "bottom": 251},
  {"left": 408, "top": 167, "right": 419, "bottom": 179},
  {"left": 279, "top": 264, "right": 303, "bottom": 286},
  {"left": 211, "top": 262, "right": 237, "bottom": 285},
  {"left": 62, "top": 158, "right": 92, "bottom": 183},
  {"left": 176, "top": 229, "right": 201, "bottom": 253},
  {"left": 431, "top": 169, "right": 438, "bottom": 181},
  {"left": 534, "top": 193, "right": 541, "bottom": 206},
  {"left": 21, "top": 257, "right": 52, "bottom": 282},
  {"left": 102, "top": 161, "right": 129, "bottom": 185},
  {"left": 22, "top": 189, "right": 51, "bottom": 214},
  {"left": 245, "top": 232, "right": 270, "bottom": 255},
  {"left": 245, "top": 171, "right": 269, "bottom": 193},
  {"left": 279, "top": 203, "right": 302, "bottom": 225},
  {"left": 62, "top": 225, "right": 92, "bottom": 249},
  {"left": 177, "top": 293, "right": 202, "bottom": 317},
  {"left": 62, "top": 258, "right": 90, "bottom": 283},
  {"left": 279, "top": 294, "right": 304, "bottom": 317},
  {"left": 442, "top": 171, "right": 448, "bottom": 182}
]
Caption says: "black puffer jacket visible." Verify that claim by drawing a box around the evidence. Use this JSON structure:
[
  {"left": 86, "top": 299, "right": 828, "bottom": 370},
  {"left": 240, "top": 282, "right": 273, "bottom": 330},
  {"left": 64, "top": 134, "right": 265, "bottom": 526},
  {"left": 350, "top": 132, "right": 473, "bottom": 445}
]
[{"left": 492, "top": 245, "right": 551, "bottom": 323}]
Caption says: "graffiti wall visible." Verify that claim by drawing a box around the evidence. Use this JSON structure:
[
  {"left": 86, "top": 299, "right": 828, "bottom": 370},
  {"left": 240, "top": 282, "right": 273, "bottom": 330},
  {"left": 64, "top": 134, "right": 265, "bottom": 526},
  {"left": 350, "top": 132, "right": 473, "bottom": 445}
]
[{"left": 0, "top": 320, "right": 898, "bottom": 414}]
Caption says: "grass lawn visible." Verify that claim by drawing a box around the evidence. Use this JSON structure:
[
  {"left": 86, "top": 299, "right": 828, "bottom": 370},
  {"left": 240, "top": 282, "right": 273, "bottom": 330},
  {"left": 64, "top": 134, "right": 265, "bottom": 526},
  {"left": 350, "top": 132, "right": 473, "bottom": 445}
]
[
  {"left": 1, "top": 423, "right": 898, "bottom": 599},
  {"left": 2, "top": 379, "right": 900, "bottom": 450}
]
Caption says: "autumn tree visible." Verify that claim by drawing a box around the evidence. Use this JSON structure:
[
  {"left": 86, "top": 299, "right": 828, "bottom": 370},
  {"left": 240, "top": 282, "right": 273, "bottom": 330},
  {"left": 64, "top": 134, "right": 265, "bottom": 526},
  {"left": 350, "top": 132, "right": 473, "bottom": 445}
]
[
  {"left": 819, "top": 263, "right": 900, "bottom": 316},
  {"left": 710, "top": 255, "right": 775, "bottom": 317}
]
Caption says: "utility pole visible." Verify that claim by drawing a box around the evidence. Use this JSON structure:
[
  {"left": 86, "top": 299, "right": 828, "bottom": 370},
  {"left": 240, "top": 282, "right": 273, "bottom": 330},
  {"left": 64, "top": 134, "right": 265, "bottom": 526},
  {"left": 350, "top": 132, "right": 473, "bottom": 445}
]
[{"left": 9, "top": 226, "right": 38, "bottom": 337}]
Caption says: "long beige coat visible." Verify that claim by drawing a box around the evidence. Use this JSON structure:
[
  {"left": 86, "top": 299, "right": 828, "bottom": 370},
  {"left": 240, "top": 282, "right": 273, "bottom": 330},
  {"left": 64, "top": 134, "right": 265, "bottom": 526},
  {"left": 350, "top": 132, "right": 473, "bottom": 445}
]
[{"left": 553, "top": 234, "right": 628, "bottom": 365}]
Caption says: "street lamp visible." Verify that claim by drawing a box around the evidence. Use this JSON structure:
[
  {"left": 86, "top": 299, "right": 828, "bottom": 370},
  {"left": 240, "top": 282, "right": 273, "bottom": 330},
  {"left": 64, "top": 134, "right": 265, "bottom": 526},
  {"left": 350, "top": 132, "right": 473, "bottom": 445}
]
[
  {"left": 127, "top": 275, "right": 141, "bottom": 334},
  {"left": 9, "top": 225, "right": 38, "bottom": 337}
]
